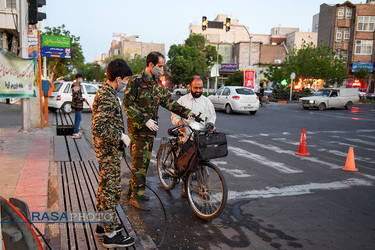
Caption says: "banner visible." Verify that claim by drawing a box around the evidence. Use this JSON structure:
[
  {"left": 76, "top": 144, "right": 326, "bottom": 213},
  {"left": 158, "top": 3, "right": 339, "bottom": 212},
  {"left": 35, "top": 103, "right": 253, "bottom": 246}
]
[
  {"left": 244, "top": 69, "right": 255, "bottom": 88},
  {"left": 0, "top": 49, "right": 36, "bottom": 98},
  {"left": 41, "top": 35, "right": 71, "bottom": 48}
]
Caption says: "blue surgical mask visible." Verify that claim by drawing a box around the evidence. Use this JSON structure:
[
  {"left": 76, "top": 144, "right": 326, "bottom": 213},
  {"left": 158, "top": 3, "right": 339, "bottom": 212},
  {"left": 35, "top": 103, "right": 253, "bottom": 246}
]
[{"left": 152, "top": 66, "right": 164, "bottom": 77}]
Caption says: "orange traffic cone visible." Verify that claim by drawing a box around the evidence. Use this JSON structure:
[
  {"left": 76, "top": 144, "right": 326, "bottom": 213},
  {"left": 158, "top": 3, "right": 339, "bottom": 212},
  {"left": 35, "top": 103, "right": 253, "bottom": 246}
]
[
  {"left": 295, "top": 129, "right": 310, "bottom": 156},
  {"left": 342, "top": 147, "right": 358, "bottom": 172}
]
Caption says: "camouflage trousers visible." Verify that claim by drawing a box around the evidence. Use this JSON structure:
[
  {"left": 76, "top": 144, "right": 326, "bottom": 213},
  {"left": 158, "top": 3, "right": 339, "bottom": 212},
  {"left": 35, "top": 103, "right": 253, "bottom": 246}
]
[
  {"left": 96, "top": 149, "right": 122, "bottom": 233},
  {"left": 128, "top": 135, "right": 154, "bottom": 198}
]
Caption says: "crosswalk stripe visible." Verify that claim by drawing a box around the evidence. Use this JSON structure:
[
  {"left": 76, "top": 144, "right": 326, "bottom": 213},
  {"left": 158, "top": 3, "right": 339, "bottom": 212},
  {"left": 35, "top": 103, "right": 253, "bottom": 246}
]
[
  {"left": 228, "top": 146, "right": 303, "bottom": 174},
  {"left": 228, "top": 178, "right": 373, "bottom": 201}
]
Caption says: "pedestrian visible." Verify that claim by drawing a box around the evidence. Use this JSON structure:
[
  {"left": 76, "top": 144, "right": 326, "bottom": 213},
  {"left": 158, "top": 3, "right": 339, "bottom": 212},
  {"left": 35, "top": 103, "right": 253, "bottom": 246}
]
[
  {"left": 71, "top": 73, "right": 85, "bottom": 139},
  {"left": 91, "top": 59, "right": 134, "bottom": 248},
  {"left": 258, "top": 83, "right": 265, "bottom": 106},
  {"left": 171, "top": 75, "right": 216, "bottom": 198},
  {"left": 123, "top": 51, "right": 196, "bottom": 211}
]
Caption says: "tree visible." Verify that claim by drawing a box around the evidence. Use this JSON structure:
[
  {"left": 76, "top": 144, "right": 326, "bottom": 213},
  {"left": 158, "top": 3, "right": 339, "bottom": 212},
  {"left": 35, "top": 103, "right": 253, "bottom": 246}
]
[
  {"left": 225, "top": 70, "right": 244, "bottom": 86},
  {"left": 104, "top": 53, "right": 146, "bottom": 75},
  {"left": 282, "top": 40, "right": 347, "bottom": 87},
  {"left": 76, "top": 63, "right": 105, "bottom": 82},
  {"left": 167, "top": 34, "right": 221, "bottom": 86},
  {"left": 43, "top": 25, "right": 84, "bottom": 82},
  {"left": 264, "top": 64, "right": 285, "bottom": 86}
]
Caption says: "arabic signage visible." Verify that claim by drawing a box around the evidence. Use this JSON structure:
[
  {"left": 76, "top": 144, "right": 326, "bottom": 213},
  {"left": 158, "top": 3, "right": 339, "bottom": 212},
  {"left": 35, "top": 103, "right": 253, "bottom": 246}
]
[
  {"left": 244, "top": 68, "right": 255, "bottom": 88},
  {"left": 352, "top": 62, "right": 374, "bottom": 72},
  {"left": 41, "top": 47, "right": 71, "bottom": 58},
  {"left": 41, "top": 35, "right": 71, "bottom": 48},
  {"left": 219, "top": 63, "right": 237, "bottom": 73},
  {"left": 0, "top": 49, "right": 36, "bottom": 98}
]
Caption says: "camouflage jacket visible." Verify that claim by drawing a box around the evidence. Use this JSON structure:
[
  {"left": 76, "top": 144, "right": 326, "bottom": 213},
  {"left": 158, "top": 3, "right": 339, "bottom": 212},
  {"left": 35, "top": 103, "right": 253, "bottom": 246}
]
[
  {"left": 123, "top": 71, "right": 191, "bottom": 136},
  {"left": 92, "top": 83, "right": 123, "bottom": 160}
]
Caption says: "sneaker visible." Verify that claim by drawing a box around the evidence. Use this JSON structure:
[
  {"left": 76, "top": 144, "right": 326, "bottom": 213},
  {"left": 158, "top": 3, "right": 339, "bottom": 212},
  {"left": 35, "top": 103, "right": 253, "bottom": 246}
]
[
  {"left": 95, "top": 224, "right": 123, "bottom": 237},
  {"left": 129, "top": 197, "right": 150, "bottom": 211},
  {"left": 71, "top": 134, "right": 81, "bottom": 139},
  {"left": 103, "top": 232, "right": 135, "bottom": 248}
]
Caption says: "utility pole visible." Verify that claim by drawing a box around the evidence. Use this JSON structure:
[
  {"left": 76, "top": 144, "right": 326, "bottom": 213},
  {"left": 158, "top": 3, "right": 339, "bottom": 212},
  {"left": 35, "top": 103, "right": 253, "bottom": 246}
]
[{"left": 19, "top": 0, "right": 31, "bottom": 132}]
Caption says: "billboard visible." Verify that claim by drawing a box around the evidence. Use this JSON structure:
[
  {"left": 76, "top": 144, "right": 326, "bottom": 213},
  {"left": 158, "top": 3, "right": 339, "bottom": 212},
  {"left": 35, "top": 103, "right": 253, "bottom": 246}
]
[
  {"left": 219, "top": 63, "right": 237, "bottom": 73},
  {"left": 0, "top": 49, "right": 36, "bottom": 98},
  {"left": 41, "top": 35, "right": 71, "bottom": 48},
  {"left": 352, "top": 62, "right": 374, "bottom": 72},
  {"left": 40, "top": 47, "right": 71, "bottom": 58},
  {"left": 244, "top": 69, "right": 255, "bottom": 88}
]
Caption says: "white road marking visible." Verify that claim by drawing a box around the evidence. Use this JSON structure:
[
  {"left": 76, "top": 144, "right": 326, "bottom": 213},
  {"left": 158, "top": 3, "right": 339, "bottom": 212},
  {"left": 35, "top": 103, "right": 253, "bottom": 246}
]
[
  {"left": 228, "top": 178, "right": 373, "bottom": 201},
  {"left": 239, "top": 139, "right": 343, "bottom": 169},
  {"left": 327, "top": 149, "right": 375, "bottom": 164},
  {"left": 229, "top": 146, "right": 303, "bottom": 174},
  {"left": 345, "top": 138, "right": 375, "bottom": 147},
  {"left": 218, "top": 167, "right": 252, "bottom": 177}
]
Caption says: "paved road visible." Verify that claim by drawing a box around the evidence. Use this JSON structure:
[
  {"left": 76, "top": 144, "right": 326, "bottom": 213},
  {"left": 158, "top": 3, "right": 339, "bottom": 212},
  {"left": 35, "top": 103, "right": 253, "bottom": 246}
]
[{"left": 77, "top": 98, "right": 375, "bottom": 249}]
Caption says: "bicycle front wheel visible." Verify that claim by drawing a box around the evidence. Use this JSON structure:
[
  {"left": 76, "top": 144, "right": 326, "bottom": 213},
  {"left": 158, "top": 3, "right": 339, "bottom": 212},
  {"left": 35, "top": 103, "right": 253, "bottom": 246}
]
[
  {"left": 156, "top": 142, "right": 177, "bottom": 190},
  {"left": 185, "top": 161, "right": 228, "bottom": 220}
]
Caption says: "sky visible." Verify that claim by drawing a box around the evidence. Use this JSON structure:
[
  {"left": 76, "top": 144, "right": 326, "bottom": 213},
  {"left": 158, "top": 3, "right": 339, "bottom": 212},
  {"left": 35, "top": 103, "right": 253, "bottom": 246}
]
[{"left": 41, "top": 0, "right": 365, "bottom": 63}]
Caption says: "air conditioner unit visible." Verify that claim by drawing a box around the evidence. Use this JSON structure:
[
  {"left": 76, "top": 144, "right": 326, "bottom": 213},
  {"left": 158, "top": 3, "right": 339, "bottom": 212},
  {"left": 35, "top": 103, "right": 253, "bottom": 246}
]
[{"left": 274, "top": 59, "right": 282, "bottom": 64}]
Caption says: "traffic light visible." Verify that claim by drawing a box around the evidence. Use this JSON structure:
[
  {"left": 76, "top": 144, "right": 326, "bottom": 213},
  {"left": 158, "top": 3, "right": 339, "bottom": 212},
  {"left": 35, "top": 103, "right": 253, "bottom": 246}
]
[
  {"left": 281, "top": 79, "right": 288, "bottom": 86},
  {"left": 28, "top": 0, "right": 46, "bottom": 25},
  {"left": 202, "top": 16, "right": 207, "bottom": 31},
  {"left": 225, "top": 18, "right": 231, "bottom": 32}
]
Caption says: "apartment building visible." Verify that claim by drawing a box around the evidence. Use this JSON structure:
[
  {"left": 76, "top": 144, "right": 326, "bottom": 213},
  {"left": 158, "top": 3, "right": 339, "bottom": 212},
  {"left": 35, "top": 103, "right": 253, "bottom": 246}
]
[{"left": 317, "top": 1, "right": 375, "bottom": 91}]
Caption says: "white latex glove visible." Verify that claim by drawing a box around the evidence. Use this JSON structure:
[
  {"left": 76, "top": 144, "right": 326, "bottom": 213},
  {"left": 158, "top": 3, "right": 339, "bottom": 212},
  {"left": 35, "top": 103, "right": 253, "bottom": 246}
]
[
  {"left": 121, "top": 133, "right": 131, "bottom": 147},
  {"left": 146, "top": 119, "right": 159, "bottom": 131}
]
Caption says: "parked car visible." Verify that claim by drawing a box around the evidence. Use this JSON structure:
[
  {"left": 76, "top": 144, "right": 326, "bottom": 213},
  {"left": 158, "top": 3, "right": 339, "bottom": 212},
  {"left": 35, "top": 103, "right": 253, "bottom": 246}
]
[
  {"left": 48, "top": 81, "right": 99, "bottom": 113},
  {"left": 172, "top": 86, "right": 189, "bottom": 96},
  {"left": 365, "top": 92, "right": 375, "bottom": 100},
  {"left": 208, "top": 86, "right": 260, "bottom": 115}
]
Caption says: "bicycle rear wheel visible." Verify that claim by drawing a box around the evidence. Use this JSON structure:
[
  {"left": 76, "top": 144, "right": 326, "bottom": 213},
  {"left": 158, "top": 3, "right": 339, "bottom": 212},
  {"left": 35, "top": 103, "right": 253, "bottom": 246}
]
[
  {"left": 185, "top": 161, "right": 228, "bottom": 220},
  {"left": 157, "top": 142, "right": 177, "bottom": 190}
]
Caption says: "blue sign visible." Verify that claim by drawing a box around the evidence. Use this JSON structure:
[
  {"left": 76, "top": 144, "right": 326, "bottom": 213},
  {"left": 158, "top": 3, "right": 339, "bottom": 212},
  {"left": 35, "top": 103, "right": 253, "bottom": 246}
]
[
  {"left": 219, "top": 63, "right": 237, "bottom": 73},
  {"left": 40, "top": 47, "right": 71, "bottom": 58},
  {"left": 352, "top": 62, "right": 373, "bottom": 72}
]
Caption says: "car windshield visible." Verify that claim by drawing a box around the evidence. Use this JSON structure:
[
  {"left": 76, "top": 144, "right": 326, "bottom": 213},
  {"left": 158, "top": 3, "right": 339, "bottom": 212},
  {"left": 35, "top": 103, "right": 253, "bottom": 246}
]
[
  {"left": 236, "top": 88, "right": 254, "bottom": 95},
  {"left": 314, "top": 90, "right": 330, "bottom": 97},
  {"left": 53, "top": 82, "right": 64, "bottom": 92}
]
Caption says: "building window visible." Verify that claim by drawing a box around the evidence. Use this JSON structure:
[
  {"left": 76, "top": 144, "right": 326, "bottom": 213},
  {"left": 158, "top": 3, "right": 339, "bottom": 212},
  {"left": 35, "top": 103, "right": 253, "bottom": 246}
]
[
  {"left": 357, "top": 16, "right": 375, "bottom": 31},
  {"left": 338, "top": 7, "right": 345, "bottom": 19},
  {"left": 355, "top": 40, "right": 373, "bottom": 55},
  {"left": 344, "top": 28, "right": 350, "bottom": 42},
  {"left": 342, "top": 51, "right": 348, "bottom": 61},
  {"left": 336, "top": 28, "right": 342, "bottom": 42},
  {"left": 6, "top": 0, "right": 17, "bottom": 9},
  {"left": 346, "top": 7, "right": 352, "bottom": 19}
]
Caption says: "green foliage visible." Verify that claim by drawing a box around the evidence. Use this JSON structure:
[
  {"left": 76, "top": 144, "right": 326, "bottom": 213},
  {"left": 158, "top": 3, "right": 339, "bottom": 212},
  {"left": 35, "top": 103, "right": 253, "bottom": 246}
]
[
  {"left": 76, "top": 63, "right": 105, "bottom": 82},
  {"left": 353, "top": 67, "right": 370, "bottom": 83},
  {"left": 167, "top": 34, "right": 221, "bottom": 86},
  {"left": 43, "top": 25, "right": 84, "bottom": 81},
  {"left": 225, "top": 70, "right": 244, "bottom": 86},
  {"left": 264, "top": 64, "right": 285, "bottom": 88},
  {"left": 104, "top": 53, "right": 146, "bottom": 75},
  {"left": 282, "top": 40, "right": 347, "bottom": 87}
]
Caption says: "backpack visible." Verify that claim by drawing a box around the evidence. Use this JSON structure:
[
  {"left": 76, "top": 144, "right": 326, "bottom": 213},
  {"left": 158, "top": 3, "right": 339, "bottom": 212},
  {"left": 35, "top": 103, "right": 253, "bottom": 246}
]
[{"left": 176, "top": 133, "right": 201, "bottom": 172}]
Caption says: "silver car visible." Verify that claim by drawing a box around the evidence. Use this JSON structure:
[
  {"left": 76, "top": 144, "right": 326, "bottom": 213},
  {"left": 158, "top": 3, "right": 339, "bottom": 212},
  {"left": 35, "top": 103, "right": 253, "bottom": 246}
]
[{"left": 208, "top": 86, "right": 260, "bottom": 115}]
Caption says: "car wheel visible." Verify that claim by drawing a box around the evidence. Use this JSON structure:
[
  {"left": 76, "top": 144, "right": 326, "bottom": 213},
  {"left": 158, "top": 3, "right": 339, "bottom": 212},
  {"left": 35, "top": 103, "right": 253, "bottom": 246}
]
[
  {"left": 318, "top": 103, "right": 325, "bottom": 111},
  {"left": 345, "top": 101, "right": 353, "bottom": 110},
  {"left": 249, "top": 111, "right": 257, "bottom": 115},
  {"left": 61, "top": 102, "right": 72, "bottom": 114},
  {"left": 225, "top": 104, "right": 233, "bottom": 114},
  {"left": 303, "top": 107, "right": 309, "bottom": 110},
  {"left": 176, "top": 91, "right": 181, "bottom": 95},
  {"left": 48, "top": 107, "right": 58, "bottom": 112}
]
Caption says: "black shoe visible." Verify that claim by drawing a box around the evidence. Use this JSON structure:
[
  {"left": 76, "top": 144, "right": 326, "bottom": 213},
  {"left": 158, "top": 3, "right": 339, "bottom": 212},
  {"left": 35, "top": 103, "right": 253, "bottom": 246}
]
[
  {"left": 129, "top": 197, "right": 150, "bottom": 211},
  {"left": 103, "top": 232, "right": 135, "bottom": 248},
  {"left": 95, "top": 224, "right": 123, "bottom": 237}
]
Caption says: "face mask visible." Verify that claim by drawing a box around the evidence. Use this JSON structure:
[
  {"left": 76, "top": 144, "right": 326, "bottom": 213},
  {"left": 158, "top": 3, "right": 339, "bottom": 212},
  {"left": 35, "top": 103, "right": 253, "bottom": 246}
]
[
  {"left": 78, "top": 79, "right": 83, "bottom": 83},
  {"left": 152, "top": 66, "right": 164, "bottom": 77},
  {"left": 117, "top": 81, "right": 127, "bottom": 92}
]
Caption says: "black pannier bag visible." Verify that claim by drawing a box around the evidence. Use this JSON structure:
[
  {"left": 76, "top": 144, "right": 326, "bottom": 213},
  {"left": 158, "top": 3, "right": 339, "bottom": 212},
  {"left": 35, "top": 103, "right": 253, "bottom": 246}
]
[{"left": 198, "top": 131, "right": 228, "bottom": 159}]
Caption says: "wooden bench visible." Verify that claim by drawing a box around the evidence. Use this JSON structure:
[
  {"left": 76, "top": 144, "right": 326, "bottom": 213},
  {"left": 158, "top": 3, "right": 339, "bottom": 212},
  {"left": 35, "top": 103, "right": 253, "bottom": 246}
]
[{"left": 54, "top": 113, "right": 138, "bottom": 250}]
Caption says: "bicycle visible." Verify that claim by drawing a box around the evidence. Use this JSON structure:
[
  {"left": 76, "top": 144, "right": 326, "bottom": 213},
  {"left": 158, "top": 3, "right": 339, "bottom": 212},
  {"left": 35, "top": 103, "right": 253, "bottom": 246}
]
[{"left": 156, "top": 117, "right": 228, "bottom": 220}]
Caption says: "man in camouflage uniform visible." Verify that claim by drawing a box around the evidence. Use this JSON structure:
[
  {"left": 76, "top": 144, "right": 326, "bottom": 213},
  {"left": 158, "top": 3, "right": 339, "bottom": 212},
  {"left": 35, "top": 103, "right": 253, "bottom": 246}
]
[
  {"left": 123, "top": 51, "right": 195, "bottom": 211},
  {"left": 92, "top": 59, "right": 134, "bottom": 248}
]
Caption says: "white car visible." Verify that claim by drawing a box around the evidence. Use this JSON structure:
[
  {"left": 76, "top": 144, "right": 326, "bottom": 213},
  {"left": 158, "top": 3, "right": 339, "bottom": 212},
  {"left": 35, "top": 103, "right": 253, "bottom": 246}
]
[
  {"left": 172, "top": 86, "right": 189, "bottom": 96},
  {"left": 48, "top": 81, "right": 99, "bottom": 113},
  {"left": 208, "top": 86, "right": 260, "bottom": 115}
]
